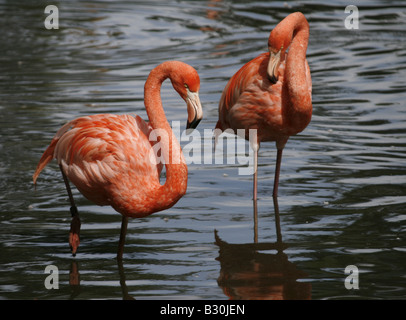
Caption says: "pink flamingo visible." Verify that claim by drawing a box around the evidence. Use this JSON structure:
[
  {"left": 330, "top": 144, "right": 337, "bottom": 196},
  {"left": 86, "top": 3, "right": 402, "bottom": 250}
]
[
  {"left": 215, "top": 12, "right": 312, "bottom": 201},
  {"left": 33, "top": 61, "right": 203, "bottom": 260}
]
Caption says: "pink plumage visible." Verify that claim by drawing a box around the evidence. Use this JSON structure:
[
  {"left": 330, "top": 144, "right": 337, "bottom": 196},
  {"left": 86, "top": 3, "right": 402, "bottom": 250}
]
[
  {"left": 215, "top": 12, "right": 312, "bottom": 200},
  {"left": 33, "top": 61, "right": 203, "bottom": 258}
]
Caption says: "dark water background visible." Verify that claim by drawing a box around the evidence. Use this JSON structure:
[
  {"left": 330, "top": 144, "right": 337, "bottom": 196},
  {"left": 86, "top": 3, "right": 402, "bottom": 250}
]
[{"left": 0, "top": 0, "right": 405, "bottom": 299}]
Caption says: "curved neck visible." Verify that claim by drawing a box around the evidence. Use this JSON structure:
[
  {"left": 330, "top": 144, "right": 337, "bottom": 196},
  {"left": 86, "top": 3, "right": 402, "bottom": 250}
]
[
  {"left": 144, "top": 63, "right": 188, "bottom": 211},
  {"left": 279, "top": 13, "right": 312, "bottom": 133}
]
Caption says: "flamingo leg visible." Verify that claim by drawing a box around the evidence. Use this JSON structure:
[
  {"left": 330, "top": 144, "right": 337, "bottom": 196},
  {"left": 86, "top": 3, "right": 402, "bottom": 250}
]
[
  {"left": 272, "top": 148, "right": 283, "bottom": 198},
  {"left": 253, "top": 199, "right": 258, "bottom": 243},
  {"left": 117, "top": 216, "right": 128, "bottom": 261},
  {"left": 272, "top": 196, "right": 283, "bottom": 244},
  {"left": 59, "top": 165, "right": 81, "bottom": 256},
  {"left": 251, "top": 138, "right": 260, "bottom": 201},
  {"left": 253, "top": 146, "right": 258, "bottom": 201}
]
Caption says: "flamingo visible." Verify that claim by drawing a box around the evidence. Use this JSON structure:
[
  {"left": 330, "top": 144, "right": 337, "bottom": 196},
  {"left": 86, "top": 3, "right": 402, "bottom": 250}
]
[
  {"left": 33, "top": 61, "right": 203, "bottom": 260},
  {"left": 215, "top": 12, "right": 312, "bottom": 201}
]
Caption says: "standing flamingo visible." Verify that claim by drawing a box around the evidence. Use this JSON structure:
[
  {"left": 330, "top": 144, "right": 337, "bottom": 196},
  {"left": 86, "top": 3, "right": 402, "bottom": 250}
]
[
  {"left": 33, "top": 61, "right": 203, "bottom": 260},
  {"left": 215, "top": 12, "right": 312, "bottom": 200}
]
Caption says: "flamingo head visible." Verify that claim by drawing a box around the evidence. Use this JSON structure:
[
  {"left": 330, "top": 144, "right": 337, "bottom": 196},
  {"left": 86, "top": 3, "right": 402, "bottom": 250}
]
[
  {"left": 266, "top": 12, "right": 309, "bottom": 84},
  {"left": 169, "top": 63, "right": 203, "bottom": 130},
  {"left": 267, "top": 31, "right": 290, "bottom": 84}
]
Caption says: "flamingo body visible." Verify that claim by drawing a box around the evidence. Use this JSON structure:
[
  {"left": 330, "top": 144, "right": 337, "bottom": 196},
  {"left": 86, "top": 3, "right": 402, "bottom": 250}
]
[
  {"left": 216, "top": 12, "right": 312, "bottom": 199},
  {"left": 218, "top": 53, "right": 283, "bottom": 141},
  {"left": 33, "top": 61, "right": 203, "bottom": 257},
  {"left": 34, "top": 114, "right": 168, "bottom": 217}
]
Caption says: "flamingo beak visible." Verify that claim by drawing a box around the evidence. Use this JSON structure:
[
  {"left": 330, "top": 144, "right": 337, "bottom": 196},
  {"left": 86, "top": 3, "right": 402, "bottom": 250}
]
[
  {"left": 186, "top": 90, "right": 203, "bottom": 130},
  {"left": 267, "top": 49, "right": 281, "bottom": 84}
]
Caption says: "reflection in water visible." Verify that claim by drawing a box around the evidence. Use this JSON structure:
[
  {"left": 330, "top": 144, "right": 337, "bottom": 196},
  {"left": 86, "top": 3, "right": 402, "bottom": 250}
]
[
  {"left": 66, "top": 197, "right": 311, "bottom": 300},
  {"left": 215, "top": 198, "right": 311, "bottom": 300},
  {"left": 68, "top": 259, "right": 135, "bottom": 300},
  {"left": 117, "top": 259, "right": 136, "bottom": 300},
  {"left": 69, "top": 261, "right": 81, "bottom": 299}
]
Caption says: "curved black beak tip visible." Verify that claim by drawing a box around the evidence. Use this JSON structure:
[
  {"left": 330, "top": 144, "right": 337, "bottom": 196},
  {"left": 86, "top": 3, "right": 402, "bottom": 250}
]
[
  {"left": 267, "top": 73, "right": 278, "bottom": 84},
  {"left": 186, "top": 118, "right": 201, "bottom": 133}
]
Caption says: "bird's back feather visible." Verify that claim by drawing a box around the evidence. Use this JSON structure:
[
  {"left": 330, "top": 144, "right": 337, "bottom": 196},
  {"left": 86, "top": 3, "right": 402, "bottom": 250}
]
[{"left": 33, "top": 114, "right": 164, "bottom": 214}]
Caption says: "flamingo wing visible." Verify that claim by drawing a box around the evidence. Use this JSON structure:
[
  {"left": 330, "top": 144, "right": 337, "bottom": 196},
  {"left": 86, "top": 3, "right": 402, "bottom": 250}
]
[
  {"left": 219, "top": 54, "right": 268, "bottom": 117},
  {"left": 33, "top": 114, "right": 162, "bottom": 207},
  {"left": 216, "top": 53, "right": 285, "bottom": 141}
]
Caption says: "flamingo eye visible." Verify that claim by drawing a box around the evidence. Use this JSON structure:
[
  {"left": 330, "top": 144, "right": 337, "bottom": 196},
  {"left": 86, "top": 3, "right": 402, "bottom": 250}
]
[{"left": 184, "top": 84, "right": 189, "bottom": 89}]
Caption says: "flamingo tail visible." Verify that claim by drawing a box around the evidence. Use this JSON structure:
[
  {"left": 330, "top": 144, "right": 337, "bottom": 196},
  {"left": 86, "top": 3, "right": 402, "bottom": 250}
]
[
  {"left": 32, "top": 138, "right": 58, "bottom": 185},
  {"left": 33, "top": 121, "right": 74, "bottom": 185}
]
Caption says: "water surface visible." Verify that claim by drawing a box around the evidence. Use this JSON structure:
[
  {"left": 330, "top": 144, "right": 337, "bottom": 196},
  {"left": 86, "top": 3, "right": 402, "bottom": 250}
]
[{"left": 0, "top": 0, "right": 405, "bottom": 300}]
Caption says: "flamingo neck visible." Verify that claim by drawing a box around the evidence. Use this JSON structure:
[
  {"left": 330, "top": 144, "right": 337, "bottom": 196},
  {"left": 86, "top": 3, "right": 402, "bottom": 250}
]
[
  {"left": 143, "top": 63, "right": 188, "bottom": 211},
  {"left": 279, "top": 13, "right": 312, "bottom": 133}
]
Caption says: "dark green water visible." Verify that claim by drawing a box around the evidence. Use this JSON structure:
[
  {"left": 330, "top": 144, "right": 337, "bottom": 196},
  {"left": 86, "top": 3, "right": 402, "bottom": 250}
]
[{"left": 0, "top": 0, "right": 405, "bottom": 299}]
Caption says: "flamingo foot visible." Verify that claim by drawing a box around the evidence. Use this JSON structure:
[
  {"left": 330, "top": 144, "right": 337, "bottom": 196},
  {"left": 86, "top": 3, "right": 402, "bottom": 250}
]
[{"left": 69, "top": 214, "right": 81, "bottom": 256}]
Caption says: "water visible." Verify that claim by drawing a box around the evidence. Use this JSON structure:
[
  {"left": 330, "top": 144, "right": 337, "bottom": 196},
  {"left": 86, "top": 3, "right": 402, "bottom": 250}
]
[{"left": 1, "top": 0, "right": 405, "bottom": 300}]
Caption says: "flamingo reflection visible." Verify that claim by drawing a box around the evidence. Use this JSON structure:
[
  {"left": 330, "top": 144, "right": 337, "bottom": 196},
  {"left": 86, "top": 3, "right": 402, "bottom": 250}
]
[
  {"left": 215, "top": 198, "right": 311, "bottom": 300},
  {"left": 68, "top": 259, "right": 135, "bottom": 300}
]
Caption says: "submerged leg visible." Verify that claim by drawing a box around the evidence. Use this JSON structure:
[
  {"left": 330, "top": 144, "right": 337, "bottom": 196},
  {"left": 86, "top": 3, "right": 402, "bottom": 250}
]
[
  {"left": 272, "top": 196, "right": 283, "bottom": 244},
  {"left": 272, "top": 148, "right": 283, "bottom": 198},
  {"left": 253, "top": 199, "right": 258, "bottom": 243},
  {"left": 59, "top": 165, "right": 81, "bottom": 256},
  {"left": 117, "top": 216, "right": 128, "bottom": 261}
]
